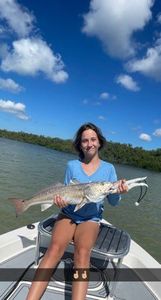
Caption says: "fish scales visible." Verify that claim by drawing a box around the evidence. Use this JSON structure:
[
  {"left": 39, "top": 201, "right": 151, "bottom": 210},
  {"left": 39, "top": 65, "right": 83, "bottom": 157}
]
[
  {"left": 25, "top": 184, "right": 84, "bottom": 211},
  {"left": 10, "top": 177, "right": 148, "bottom": 216}
]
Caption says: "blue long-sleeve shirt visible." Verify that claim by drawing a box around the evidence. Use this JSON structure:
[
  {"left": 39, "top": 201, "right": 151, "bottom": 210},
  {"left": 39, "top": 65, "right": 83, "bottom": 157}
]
[{"left": 62, "top": 159, "right": 120, "bottom": 223}]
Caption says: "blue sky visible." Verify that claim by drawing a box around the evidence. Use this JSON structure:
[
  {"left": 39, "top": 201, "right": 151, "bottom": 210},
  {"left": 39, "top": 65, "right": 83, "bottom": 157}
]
[{"left": 0, "top": 0, "right": 161, "bottom": 150}]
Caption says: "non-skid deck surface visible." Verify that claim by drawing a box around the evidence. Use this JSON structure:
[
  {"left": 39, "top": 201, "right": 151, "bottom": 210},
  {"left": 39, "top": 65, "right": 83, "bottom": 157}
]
[
  {"left": 0, "top": 246, "right": 36, "bottom": 299},
  {"left": 0, "top": 246, "right": 158, "bottom": 300}
]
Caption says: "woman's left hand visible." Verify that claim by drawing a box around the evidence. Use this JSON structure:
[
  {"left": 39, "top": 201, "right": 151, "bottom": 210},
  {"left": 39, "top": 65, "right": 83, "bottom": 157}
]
[{"left": 117, "top": 179, "right": 128, "bottom": 194}]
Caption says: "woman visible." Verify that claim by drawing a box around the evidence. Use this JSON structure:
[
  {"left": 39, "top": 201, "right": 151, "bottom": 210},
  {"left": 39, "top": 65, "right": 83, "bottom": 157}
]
[{"left": 26, "top": 122, "right": 127, "bottom": 300}]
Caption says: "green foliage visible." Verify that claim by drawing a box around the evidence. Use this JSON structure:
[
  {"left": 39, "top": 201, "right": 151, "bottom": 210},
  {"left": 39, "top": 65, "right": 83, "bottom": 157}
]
[
  {"left": 0, "top": 129, "right": 74, "bottom": 153},
  {"left": 0, "top": 129, "right": 161, "bottom": 172},
  {"left": 100, "top": 141, "right": 161, "bottom": 172}
]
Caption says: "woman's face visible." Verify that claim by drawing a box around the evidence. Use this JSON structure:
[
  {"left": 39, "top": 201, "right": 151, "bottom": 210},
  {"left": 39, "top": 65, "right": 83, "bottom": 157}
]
[{"left": 80, "top": 129, "right": 100, "bottom": 158}]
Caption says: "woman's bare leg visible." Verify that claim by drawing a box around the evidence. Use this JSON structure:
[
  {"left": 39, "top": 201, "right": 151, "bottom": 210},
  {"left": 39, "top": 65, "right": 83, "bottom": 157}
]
[
  {"left": 26, "top": 216, "right": 76, "bottom": 300},
  {"left": 72, "top": 221, "right": 100, "bottom": 300}
]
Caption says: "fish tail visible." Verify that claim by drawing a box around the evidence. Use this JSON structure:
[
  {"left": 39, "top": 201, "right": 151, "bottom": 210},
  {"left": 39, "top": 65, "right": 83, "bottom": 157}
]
[{"left": 9, "top": 198, "right": 27, "bottom": 217}]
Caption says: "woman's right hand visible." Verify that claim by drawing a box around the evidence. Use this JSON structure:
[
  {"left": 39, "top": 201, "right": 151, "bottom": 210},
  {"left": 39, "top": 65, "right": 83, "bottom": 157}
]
[{"left": 53, "top": 195, "right": 68, "bottom": 208}]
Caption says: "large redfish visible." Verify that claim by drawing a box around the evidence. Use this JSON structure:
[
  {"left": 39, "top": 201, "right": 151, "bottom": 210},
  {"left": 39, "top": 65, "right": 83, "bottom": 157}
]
[{"left": 10, "top": 177, "right": 148, "bottom": 216}]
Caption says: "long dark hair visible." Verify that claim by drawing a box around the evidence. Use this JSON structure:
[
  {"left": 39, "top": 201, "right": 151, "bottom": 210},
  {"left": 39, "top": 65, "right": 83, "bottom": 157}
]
[{"left": 73, "top": 123, "right": 106, "bottom": 159}]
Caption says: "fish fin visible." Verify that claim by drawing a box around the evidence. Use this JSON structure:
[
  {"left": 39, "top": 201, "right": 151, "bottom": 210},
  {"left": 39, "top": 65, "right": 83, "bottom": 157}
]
[
  {"left": 9, "top": 198, "right": 26, "bottom": 217},
  {"left": 74, "top": 200, "right": 86, "bottom": 212},
  {"left": 84, "top": 194, "right": 91, "bottom": 201},
  {"left": 84, "top": 188, "right": 103, "bottom": 202},
  {"left": 69, "top": 179, "right": 80, "bottom": 185},
  {"left": 41, "top": 203, "right": 53, "bottom": 211},
  {"left": 84, "top": 186, "right": 95, "bottom": 201}
]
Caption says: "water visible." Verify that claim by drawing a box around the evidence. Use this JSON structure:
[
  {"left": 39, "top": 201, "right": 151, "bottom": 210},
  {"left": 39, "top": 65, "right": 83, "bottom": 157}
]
[{"left": 0, "top": 138, "right": 161, "bottom": 263}]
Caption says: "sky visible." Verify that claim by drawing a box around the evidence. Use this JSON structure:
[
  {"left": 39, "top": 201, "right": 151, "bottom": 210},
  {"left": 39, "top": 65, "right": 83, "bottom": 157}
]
[{"left": 0, "top": 0, "right": 161, "bottom": 150}]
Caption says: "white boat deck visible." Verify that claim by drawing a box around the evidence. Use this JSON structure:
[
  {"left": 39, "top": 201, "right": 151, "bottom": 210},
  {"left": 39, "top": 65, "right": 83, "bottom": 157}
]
[{"left": 0, "top": 221, "right": 160, "bottom": 300}]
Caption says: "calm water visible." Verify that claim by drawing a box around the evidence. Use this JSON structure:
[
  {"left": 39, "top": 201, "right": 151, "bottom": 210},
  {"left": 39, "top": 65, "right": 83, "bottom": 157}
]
[{"left": 0, "top": 138, "right": 161, "bottom": 263}]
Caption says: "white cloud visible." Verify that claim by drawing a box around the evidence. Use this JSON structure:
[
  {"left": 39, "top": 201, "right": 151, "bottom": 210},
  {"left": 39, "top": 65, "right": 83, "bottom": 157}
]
[
  {"left": 99, "top": 92, "right": 109, "bottom": 99},
  {"left": 82, "top": 0, "right": 154, "bottom": 59},
  {"left": 0, "top": 26, "right": 4, "bottom": 34},
  {"left": 0, "top": 43, "right": 9, "bottom": 59},
  {"left": 157, "top": 13, "right": 161, "bottom": 24},
  {"left": 153, "top": 128, "right": 161, "bottom": 137},
  {"left": 1, "top": 38, "right": 68, "bottom": 83},
  {"left": 116, "top": 74, "right": 140, "bottom": 91},
  {"left": 98, "top": 115, "right": 106, "bottom": 120},
  {"left": 0, "top": 77, "right": 23, "bottom": 92},
  {"left": 139, "top": 133, "right": 152, "bottom": 141},
  {"left": 0, "top": 0, "right": 34, "bottom": 37},
  {"left": 0, "top": 1, "right": 68, "bottom": 84},
  {"left": 0, "top": 24, "right": 8, "bottom": 36},
  {"left": 127, "top": 38, "right": 161, "bottom": 81},
  {"left": 0, "top": 99, "right": 29, "bottom": 120}
]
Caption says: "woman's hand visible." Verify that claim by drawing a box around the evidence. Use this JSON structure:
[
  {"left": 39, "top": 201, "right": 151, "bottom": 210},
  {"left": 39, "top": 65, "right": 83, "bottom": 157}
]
[
  {"left": 117, "top": 179, "right": 128, "bottom": 194},
  {"left": 53, "top": 195, "right": 68, "bottom": 208}
]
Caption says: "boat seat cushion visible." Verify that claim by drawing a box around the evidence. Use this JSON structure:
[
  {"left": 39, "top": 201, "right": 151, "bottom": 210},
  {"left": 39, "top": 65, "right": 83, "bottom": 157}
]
[{"left": 37, "top": 215, "right": 131, "bottom": 262}]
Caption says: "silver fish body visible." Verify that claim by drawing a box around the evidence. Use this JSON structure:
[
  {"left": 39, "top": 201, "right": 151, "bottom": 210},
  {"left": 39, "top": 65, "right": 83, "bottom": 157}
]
[{"left": 10, "top": 177, "right": 148, "bottom": 216}]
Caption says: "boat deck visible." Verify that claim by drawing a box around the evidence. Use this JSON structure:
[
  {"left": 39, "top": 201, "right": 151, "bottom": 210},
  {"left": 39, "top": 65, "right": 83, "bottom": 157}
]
[{"left": 0, "top": 244, "right": 158, "bottom": 300}]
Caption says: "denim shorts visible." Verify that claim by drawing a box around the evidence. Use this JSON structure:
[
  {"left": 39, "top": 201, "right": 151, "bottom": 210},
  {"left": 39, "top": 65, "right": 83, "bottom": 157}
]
[{"left": 58, "top": 211, "right": 101, "bottom": 225}]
